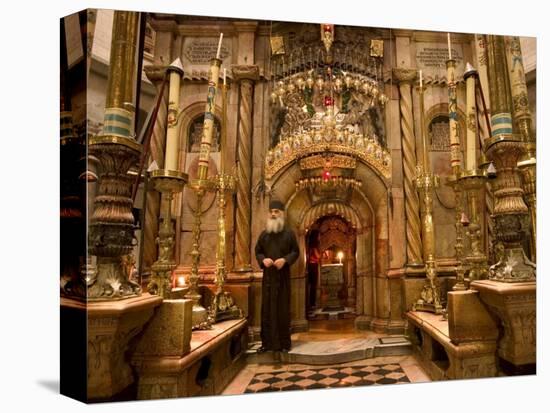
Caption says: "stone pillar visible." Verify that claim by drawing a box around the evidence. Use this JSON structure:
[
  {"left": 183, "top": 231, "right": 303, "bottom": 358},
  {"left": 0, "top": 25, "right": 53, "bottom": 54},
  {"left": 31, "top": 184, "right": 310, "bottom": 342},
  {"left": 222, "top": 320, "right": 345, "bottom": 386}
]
[
  {"left": 142, "top": 66, "right": 169, "bottom": 275},
  {"left": 484, "top": 35, "right": 535, "bottom": 281},
  {"left": 393, "top": 68, "right": 423, "bottom": 267},
  {"left": 232, "top": 65, "right": 259, "bottom": 272},
  {"left": 505, "top": 36, "right": 536, "bottom": 262}
]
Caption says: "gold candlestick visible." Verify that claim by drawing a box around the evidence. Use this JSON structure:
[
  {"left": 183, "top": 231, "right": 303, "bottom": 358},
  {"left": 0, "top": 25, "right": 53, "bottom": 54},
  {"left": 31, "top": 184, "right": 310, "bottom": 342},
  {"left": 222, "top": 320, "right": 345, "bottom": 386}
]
[
  {"left": 413, "top": 83, "right": 443, "bottom": 314},
  {"left": 147, "top": 169, "right": 188, "bottom": 298},
  {"left": 209, "top": 81, "right": 242, "bottom": 321},
  {"left": 186, "top": 57, "right": 222, "bottom": 329}
]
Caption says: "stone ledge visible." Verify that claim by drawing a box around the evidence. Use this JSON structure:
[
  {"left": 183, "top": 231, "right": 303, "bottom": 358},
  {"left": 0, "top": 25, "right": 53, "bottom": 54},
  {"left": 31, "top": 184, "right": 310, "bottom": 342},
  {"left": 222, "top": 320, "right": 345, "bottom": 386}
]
[{"left": 407, "top": 309, "right": 498, "bottom": 380}]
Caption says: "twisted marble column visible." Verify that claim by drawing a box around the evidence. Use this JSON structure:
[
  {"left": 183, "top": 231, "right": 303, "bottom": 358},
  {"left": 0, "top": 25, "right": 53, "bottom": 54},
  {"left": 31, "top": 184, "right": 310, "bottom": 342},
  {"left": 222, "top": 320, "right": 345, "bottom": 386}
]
[
  {"left": 393, "top": 68, "right": 423, "bottom": 266},
  {"left": 142, "top": 66, "right": 169, "bottom": 273},
  {"left": 232, "top": 65, "right": 259, "bottom": 272}
]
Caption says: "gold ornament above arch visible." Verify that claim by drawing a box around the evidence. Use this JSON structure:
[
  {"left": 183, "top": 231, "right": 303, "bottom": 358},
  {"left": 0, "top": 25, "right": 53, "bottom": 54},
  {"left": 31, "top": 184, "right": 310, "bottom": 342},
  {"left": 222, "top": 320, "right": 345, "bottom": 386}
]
[{"left": 300, "top": 201, "right": 362, "bottom": 232}]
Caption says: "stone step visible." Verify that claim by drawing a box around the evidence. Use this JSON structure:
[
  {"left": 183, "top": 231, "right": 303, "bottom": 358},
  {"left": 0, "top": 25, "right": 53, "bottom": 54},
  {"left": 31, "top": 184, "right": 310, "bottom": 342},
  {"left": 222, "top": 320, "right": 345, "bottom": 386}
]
[{"left": 246, "top": 336, "right": 412, "bottom": 365}]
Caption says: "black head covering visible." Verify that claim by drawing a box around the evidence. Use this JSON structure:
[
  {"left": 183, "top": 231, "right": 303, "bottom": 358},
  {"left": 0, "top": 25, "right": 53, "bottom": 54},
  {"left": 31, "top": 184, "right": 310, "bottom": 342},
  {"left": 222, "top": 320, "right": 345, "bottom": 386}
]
[{"left": 269, "top": 199, "right": 285, "bottom": 211}]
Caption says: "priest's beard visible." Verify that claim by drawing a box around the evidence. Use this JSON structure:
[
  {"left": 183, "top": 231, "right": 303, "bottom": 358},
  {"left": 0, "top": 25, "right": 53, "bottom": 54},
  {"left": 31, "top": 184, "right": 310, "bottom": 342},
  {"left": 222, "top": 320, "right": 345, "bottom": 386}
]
[{"left": 266, "top": 214, "right": 285, "bottom": 234}]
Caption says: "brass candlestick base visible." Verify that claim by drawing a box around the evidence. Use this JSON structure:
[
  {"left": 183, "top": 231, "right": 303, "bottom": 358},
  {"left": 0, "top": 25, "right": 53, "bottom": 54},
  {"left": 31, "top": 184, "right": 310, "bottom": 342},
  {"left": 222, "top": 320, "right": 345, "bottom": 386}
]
[
  {"left": 209, "top": 173, "right": 243, "bottom": 322},
  {"left": 460, "top": 170, "right": 489, "bottom": 282},
  {"left": 412, "top": 261, "right": 444, "bottom": 314},
  {"left": 147, "top": 169, "right": 188, "bottom": 299}
]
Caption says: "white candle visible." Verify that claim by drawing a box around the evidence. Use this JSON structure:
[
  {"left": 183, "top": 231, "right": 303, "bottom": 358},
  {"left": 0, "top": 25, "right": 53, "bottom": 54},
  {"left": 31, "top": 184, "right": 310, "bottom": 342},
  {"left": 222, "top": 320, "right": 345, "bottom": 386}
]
[
  {"left": 447, "top": 33, "right": 452, "bottom": 60},
  {"left": 223, "top": 68, "right": 227, "bottom": 85},
  {"left": 419, "top": 70, "right": 423, "bottom": 88},
  {"left": 216, "top": 33, "right": 223, "bottom": 59}
]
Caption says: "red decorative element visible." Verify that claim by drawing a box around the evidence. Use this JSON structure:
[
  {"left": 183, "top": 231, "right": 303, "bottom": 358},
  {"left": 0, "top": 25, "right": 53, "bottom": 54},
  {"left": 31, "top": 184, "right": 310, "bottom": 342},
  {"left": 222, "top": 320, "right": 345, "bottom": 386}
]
[
  {"left": 324, "top": 24, "right": 333, "bottom": 33},
  {"left": 324, "top": 96, "right": 334, "bottom": 107},
  {"left": 322, "top": 169, "right": 331, "bottom": 182}
]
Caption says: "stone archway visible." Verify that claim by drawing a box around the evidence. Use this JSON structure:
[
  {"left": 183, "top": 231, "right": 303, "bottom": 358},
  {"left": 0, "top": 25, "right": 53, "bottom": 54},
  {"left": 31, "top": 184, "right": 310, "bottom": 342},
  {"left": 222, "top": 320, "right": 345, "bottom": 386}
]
[{"left": 266, "top": 159, "right": 391, "bottom": 333}]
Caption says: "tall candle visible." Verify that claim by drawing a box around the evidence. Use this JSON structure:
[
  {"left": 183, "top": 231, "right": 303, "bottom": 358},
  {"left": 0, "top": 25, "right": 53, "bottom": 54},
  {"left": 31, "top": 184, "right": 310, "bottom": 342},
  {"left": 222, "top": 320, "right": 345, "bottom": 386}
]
[
  {"left": 419, "top": 69, "right": 423, "bottom": 88},
  {"left": 197, "top": 58, "right": 222, "bottom": 181},
  {"left": 165, "top": 58, "right": 184, "bottom": 171},
  {"left": 223, "top": 68, "right": 227, "bottom": 86},
  {"left": 216, "top": 33, "right": 223, "bottom": 59},
  {"left": 448, "top": 33, "right": 452, "bottom": 60},
  {"left": 464, "top": 62, "right": 478, "bottom": 170}
]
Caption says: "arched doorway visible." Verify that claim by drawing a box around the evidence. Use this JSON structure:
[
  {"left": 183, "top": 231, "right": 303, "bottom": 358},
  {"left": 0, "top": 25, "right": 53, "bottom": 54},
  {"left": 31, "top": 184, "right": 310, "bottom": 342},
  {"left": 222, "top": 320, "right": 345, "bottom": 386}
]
[{"left": 305, "top": 216, "right": 356, "bottom": 320}]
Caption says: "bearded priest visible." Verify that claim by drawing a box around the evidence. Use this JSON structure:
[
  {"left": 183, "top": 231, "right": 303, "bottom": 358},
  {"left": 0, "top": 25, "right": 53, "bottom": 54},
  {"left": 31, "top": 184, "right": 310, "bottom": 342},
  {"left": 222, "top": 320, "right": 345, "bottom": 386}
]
[{"left": 254, "top": 199, "right": 300, "bottom": 353}]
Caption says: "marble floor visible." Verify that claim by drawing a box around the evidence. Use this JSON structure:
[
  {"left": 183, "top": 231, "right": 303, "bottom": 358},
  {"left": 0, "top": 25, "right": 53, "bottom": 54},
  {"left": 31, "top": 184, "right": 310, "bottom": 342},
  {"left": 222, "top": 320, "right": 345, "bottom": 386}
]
[
  {"left": 223, "top": 320, "right": 430, "bottom": 395},
  {"left": 223, "top": 354, "right": 431, "bottom": 395}
]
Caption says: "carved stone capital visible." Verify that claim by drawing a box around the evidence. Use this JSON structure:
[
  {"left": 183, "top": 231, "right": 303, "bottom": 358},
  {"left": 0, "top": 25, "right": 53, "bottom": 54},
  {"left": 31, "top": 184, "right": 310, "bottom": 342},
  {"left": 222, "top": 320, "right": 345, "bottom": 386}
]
[
  {"left": 392, "top": 68, "right": 418, "bottom": 84},
  {"left": 232, "top": 21, "right": 258, "bottom": 33},
  {"left": 231, "top": 65, "right": 260, "bottom": 83}
]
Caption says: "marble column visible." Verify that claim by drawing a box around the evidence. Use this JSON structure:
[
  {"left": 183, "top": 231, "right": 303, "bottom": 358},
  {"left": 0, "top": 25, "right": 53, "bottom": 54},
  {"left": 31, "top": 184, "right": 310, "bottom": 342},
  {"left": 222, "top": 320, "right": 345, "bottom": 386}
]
[
  {"left": 505, "top": 36, "right": 536, "bottom": 262},
  {"left": 392, "top": 68, "right": 423, "bottom": 267},
  {"left": 484, "top": 35, "right": 535, "bottom": 281},
  {"left": 232, "top": 65, "right": 259, "bottom": 272}
]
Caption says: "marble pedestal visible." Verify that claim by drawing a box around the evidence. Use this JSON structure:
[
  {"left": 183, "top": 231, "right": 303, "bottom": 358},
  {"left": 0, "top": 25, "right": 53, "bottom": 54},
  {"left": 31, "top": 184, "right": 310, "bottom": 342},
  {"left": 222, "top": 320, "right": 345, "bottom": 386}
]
[
  {"left": 60, "top": 294, "right": 162, "bottom": 401},
  {"left": 471, "top": 280, "right": 536, "bottom": 366},
  {"left": 407, "top": 290, "right": 499, "bottom": 380}
]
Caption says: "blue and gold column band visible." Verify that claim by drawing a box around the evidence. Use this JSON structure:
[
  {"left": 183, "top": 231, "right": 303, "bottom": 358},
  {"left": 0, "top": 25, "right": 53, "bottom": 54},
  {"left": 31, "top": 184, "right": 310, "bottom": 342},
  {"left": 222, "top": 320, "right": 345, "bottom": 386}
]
[
  {"left": 490, "top": 113, "right": 513, "bottom": 137},
  {"left": 197, "top": 58, "right": 222, "bottom": 181},
  {"left": 60, "top": 111, "right": 77, "bottom": 140},
  {"left": 102, "top": 107, "right": 135, "bottom": 138}
]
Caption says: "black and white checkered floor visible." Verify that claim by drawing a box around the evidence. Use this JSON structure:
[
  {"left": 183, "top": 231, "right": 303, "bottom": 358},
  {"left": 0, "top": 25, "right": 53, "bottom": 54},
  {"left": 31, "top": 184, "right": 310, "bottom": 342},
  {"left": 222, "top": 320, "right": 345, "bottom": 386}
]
[{"left": 244, "top": 363, "right": 410, "bottom": 393}]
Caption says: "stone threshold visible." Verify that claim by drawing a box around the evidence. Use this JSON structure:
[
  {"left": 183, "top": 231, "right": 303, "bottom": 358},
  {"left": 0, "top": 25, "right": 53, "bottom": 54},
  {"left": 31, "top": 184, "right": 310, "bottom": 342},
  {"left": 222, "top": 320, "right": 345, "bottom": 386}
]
[{"left": 246, "top": 335, "right": 411, "bottom": 365}]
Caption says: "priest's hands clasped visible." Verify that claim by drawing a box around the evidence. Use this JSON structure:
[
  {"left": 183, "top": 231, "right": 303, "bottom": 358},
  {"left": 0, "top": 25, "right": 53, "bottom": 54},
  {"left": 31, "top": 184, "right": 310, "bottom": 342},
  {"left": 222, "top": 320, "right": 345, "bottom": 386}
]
[{"left": 262, "top": 257, "right": 286, "bottom": 269}]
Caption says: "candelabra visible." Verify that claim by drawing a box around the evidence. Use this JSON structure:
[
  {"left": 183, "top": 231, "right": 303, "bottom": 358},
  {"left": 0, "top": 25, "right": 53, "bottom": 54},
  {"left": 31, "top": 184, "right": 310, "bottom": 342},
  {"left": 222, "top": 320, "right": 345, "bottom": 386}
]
[
  {"left": 209, "top": 79, "right": 242, "bottom": 322},
  {"left": 147, "top": 169, "right": 187, "bottom": 298},
  {"left": 460, "top": 170, "right": 489, "bottom": 281},
  {"left": 412, "top": 83, "right": 443, "bottom": 314}
]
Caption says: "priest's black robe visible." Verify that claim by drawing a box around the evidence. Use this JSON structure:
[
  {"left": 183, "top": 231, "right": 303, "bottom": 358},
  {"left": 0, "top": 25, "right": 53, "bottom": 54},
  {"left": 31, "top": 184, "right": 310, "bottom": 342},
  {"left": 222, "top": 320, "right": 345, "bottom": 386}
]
[{"left": 255, "top": 228, "right": 299, "bottom": 351}]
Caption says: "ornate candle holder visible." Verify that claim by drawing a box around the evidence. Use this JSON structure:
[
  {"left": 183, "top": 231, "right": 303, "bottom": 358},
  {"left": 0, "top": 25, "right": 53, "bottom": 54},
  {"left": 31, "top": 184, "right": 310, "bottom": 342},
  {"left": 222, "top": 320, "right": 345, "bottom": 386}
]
[
  {"left": 209, "top": 173, "right": 242, "bottom": 322},
  {"left": 485, "top": 135, "right": 536, "bottom": 282},
  {"left": 147, "top": 169, "right": 188, "bottom": 299},
  {"left": 412, "top": 84, "right": 444, "bottom": 314},
  {"left": 186, "top": 177, "right": 218, "bottom": 329},
  {"left": 460, "top": 169, "right": 489, "bottom": 281},
  {"left": 87, "top": 135, "right": 143, "bottom": 300},
  {"left": 413, "top": 171, "right": 444, "bottom": 314},
  {"left": 446, "top": 175, "right": 468, "bottom": 291}
]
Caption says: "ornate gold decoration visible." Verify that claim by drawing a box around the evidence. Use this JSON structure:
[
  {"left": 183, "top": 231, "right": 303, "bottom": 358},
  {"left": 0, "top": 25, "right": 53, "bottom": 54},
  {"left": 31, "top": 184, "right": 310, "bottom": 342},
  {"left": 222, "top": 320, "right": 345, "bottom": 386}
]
[
  {"left": 299, "top": 154, "right": 356, "bottom": 170},
  {"left": 370, "top": 39, "right": 384, "bottom": 57},
  {"left": 296, "top": 176, "right": 362, "bottom": 191},
  {"left": 266, "top": 130, "right": 390, "bottom": 180},
  {"left": 147, "top": 170, "right": 188, "bottom": 299},
  {"left": 413, "top": 84, "right": 443, "bottom": 314},
  {"left": 232, "top": 65, "right": 260, "bottom": 272},
  {"left": 392, "top": 68, "right": 423, "bottom": 267},
  {"left": 321, "top": 24, "right": 334, "bottom": 53},
  {"left": 270, "top": 36, "right": 285, "bottom": 55}
]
